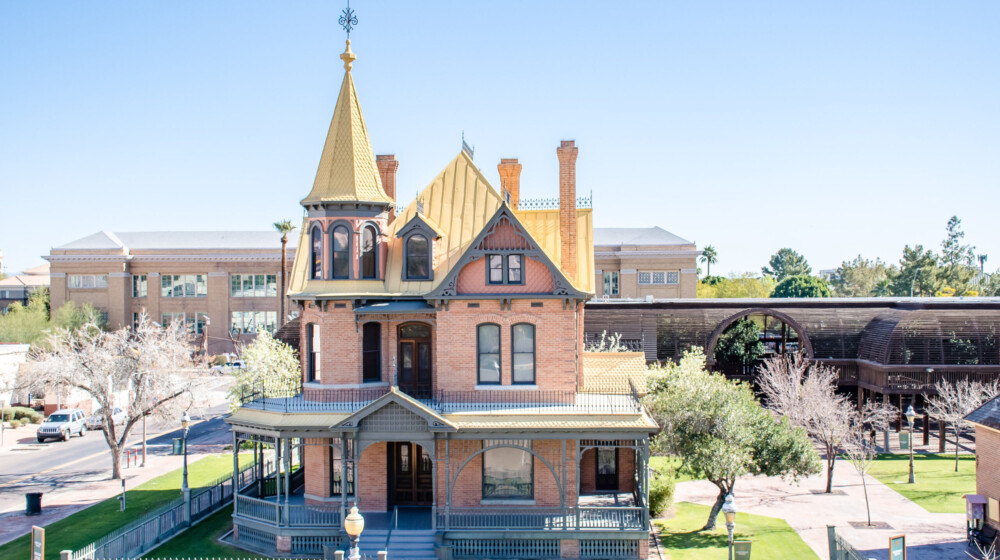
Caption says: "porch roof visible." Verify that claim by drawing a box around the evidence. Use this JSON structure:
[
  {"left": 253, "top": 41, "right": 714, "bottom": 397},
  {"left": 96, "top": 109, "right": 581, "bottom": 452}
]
[
  {"left": 442, "top": 412, "right": 658, "bottom": 432},
  {"left": 226, "top": 408, "right": 349, "bottom": 431}
]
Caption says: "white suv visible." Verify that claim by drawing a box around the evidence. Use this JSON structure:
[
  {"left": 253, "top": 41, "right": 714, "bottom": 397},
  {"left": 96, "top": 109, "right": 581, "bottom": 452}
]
[{"left": 37, "top": 409, "right": 88, "bottom": 442}]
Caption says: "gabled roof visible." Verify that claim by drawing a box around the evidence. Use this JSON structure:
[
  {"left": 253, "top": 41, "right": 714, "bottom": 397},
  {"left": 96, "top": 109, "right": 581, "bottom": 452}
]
[
  {"left": 335, "top": 388, "right": 456, "bottom": 432},
  {"left": 288, "top": 149, "right": 595, "bottom": 298},
  {"left": 965, "top": 394, "right": 1000, "bottom": 431},
  {"left": 300, "top": 41, "right": 393, "bottom": 207},
  {"left": 395, "top": 213, "right": 443, "bottom": 240},
  {"left": 594, "top": 226, "right": 693, "bottom": 247}
]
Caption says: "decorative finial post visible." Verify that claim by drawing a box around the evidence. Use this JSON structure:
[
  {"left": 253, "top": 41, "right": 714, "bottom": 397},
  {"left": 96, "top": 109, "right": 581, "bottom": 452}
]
[{"left": 339, "top": 1, "right": 359, "bottom": 71}]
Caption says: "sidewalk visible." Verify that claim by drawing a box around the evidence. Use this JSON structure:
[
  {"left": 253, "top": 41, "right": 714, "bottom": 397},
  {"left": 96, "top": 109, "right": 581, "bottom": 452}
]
[
  {"left": 0, "top": 436, "right": 230, "bottom": 547},
  {"left": 672, "top": 456, "right": 967, "bottom": 560}
]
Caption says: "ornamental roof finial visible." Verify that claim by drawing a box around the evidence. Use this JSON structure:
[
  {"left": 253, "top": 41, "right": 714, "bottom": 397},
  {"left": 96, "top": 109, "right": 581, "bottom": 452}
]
[
  {"left": 339, "top": 1, "right": 358, "bottom": 71},
  {"left": 341, "top": 39, "right": 356, "bottom": 71}
]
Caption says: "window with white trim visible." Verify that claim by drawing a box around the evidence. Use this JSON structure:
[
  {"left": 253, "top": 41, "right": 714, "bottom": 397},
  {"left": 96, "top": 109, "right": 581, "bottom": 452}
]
[
  {"left": 230, "top": 274, "right": 277, "bottom": 297},
  {"left": 68, "top": 275, "right": 108, "bottom": 289},
  {"left": 160, "top": 274, "right": 207, "bottom": 297},
  {"left": 132, "top": 275, "right": 147, "bottom": 298},
  {"left": 638, "top": 271, "right": 680, "bottom": 285},
  {"left": 230, "top": 311, "right": 278, "bottom": 334},
  {"left": 160, "top": 311, "right": 208, "bottom": 334}
]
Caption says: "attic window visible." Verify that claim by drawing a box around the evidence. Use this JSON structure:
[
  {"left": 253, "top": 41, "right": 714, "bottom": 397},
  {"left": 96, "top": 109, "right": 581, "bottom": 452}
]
[
  {"left": 406, "top": 234, "right": 430, "bottom": 280},
  {"left": 486, "top": 254, "right": 524, "bottom": 285}
]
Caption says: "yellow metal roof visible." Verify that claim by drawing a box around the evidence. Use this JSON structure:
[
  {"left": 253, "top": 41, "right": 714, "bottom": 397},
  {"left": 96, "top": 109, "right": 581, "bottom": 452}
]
[
  {"left": 581, "top": 352, "right": 648, "bottom": 394},
  {"left": 226, "top": 408, "right": 349, "bottom": 430},
  {"left": 518, "top": 208, "right": 595, "bottom": 293},
  {"left": 300, "top": 41, "right": 393, "bottom": 207}
]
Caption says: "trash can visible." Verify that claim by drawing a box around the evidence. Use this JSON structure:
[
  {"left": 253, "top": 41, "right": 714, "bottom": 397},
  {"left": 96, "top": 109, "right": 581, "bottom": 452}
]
[
  {"left": 172, "top": 438, "right": 185, "bottom": 455},
  {"left": 25, "top": 492, "right": 42, "bottom": 516}
]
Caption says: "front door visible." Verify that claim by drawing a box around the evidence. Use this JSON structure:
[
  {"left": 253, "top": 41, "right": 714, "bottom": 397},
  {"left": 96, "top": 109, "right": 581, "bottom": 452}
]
[
  {"left": 388, "top": 442, "right": 433, "bottom": 507},
  {"left": 398, "top": 323, "right": 432, "bottom": 399},
  {"left": 596, "top": 448, "right": 619, "bottom": 491}
]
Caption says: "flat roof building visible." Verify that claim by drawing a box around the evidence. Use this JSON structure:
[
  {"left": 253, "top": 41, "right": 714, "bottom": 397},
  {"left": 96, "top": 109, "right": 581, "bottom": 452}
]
[{"left": 594, "top": 226, "right": 700, "bottom": 300}]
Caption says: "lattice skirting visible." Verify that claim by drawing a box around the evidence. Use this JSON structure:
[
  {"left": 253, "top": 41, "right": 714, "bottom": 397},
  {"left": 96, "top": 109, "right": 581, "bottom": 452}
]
[
  {"left": 293, "top": 535, "right": 346, "bottom": 555},
  {"left": 451, "top": 538, "right": 560, "bottom": 559},
  {"left": 234, "top": 524, "right": 276, "bottom": 554},
  {"left": 580, "top": 538, "right": 641, "bottom": 558}
]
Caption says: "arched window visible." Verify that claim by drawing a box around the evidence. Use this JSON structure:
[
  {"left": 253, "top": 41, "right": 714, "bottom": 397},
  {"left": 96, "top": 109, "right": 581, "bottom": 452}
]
[
  {"left": 305, "top": 323, "right": 320, "bottom": 382},
  {"left": 361, "top": 225, "right": 377, "bottom": 279},
  {"left": 406, "top": 234, "right": 430, "bottom": 280},
  {"left": 310, "top": 226, "right": 323, "bottom": 280},
  {"left": 362, "top": 322, "right": 381, "bottom": 382},
  {"left": 477, "top": 323, "right": 501, "bottom": 384},
  {"left": 482, "top": 447, "right": 533, "bottom": 500},
  {"left": 511, "top": 323, "right": 535, "bottom": 384},
  {"left": 331, "top": 225, "right": 351, "bottom": 279}
]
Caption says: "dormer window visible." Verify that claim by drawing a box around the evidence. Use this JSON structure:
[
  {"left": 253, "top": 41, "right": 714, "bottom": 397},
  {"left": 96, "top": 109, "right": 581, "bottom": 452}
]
[
  {"left": 486, "top": 254, "right": 524, "bottom": 285},
  {"left": 406, "top": 234, "right": 430, "bottom": 280},
  {"left": 330, "top": 224, "right": 351, "bottom": 279},
  {"left": 310, "top": 225, "right": 323, "bottom": 280},
  {"left": 361, "top": 225, "right": 378, "bottom": 279}
]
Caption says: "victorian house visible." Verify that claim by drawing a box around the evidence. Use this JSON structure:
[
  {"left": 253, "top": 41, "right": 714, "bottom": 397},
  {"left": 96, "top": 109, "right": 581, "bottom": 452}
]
[{"left": 226, "top": 40, "right": 657, "bottom": 560}]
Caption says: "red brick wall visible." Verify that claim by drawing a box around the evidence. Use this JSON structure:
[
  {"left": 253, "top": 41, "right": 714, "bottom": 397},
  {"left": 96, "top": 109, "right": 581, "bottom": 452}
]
[
  {"left": 456, "top": 256, "right": 553, "bottom": 294},
  {"left": 557, "top": 140, "right": 578, "bottom": 283},
  {"left": 579, "top": 444, "right": 634, "bottom": 494},
  {"left": 443, "top": 439, "right": 575, "bottom": 508},
  {"left": 303, "top": 438, "right": 331, "bottom": 499},
  {"left": 976, "top": 426, "right": 1000, "bottom": 530},
  {"left": 580, "top": 449, "right": 597, "bottom": 493},
  {"left": 358, "top": 441, "right": 387, "bottom": 511}
]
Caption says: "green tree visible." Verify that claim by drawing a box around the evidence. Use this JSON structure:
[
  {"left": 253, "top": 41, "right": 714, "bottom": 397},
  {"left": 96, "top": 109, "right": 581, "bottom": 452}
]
[
  {"left": 700, "top": 245, "right": 718, "bottom": 277},
  {"left": 228, "top": 329, "right": 301, "bottom": 413},
  {"left": 698, "top": 273, "right": 776, "bottom": 298},
  {"left": 273, "top": 220, "right": 297, "bottom": 324},
  {"left": 938, "top": 216, "right": 977, "bottom": 295},
  {"left": 831, "top": 256, "right": 897, "bottom": 297},
  {"left": 771, "top": 275, "right": 831, "bottom": 298},
  {"left": 762, "top": 248, "right": 811, "bottom": 281},
  {"left": 714, "top": 318, "right": 764, "bottom": 365},
  {"left": 645, "top": 348, "right": 820, "bottom": 530},
  {"left": 892, "top": 245, "right": 938, "bottom": 296}
]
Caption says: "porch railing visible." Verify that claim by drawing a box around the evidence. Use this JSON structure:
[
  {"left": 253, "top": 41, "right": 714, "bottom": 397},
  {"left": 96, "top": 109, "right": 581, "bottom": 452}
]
[
  {"left": 438, "top": 506, "right": 646, "bottom": 531},
  {"left": 234, "top": 494, "right": 342, "bottom": 527}
]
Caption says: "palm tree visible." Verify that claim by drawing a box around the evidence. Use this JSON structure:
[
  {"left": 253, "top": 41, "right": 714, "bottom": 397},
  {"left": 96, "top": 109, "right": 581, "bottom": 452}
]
[
  {"left": 700, "top": 245, "right": 718, "bottom": 277},
  {"left": 273, "top": 220, "right": 296, "bottom": 325}
]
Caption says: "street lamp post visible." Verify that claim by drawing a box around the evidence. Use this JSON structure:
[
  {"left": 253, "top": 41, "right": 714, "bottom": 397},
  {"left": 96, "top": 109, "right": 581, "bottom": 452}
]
[
  {"left": 905, "top": 403, "right": 916, "bottom": 484},
  {"left": 344, "top": 502, "right": 365, "bottom": 560},
  {"left": 722, "top": 493, "right": 737, "bottom": 560},
  {"left": 181, "top": 411, "right": 191, "bottom": 524}
]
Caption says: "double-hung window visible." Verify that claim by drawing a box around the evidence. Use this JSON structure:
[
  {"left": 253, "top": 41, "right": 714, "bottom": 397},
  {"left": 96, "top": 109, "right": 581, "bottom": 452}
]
[
  {"left": 405, "top": 234, "right": 430, "bottom": 280},
  {"left": 511, "top": 324, "right": 535, "bottom": 384},
  {"left": 160, "top": 274, "right": 207, "bottom": 297},
  {"left": 132, "top": 275, "right": 147, "bottom": 298},
  {"left": 477, "top": 324, "right": 501, "bottom": 384},
  {"left": 362, "top": 323, "right": 381, "bottom": 382},
  {"left": 331, "top": 225, "right": 351, "bottom": 279},
  {"left": 603, "top": 271, "right": 619, "bottom": 296},
  {"left": 486, "top": 254, "right": 524, "bottom": 285},
  {"left": 482, "top": 447, "right": 533, "bottom": 500}
]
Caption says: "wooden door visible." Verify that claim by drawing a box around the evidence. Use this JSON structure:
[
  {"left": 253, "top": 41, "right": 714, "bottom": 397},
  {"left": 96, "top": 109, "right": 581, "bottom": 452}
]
[
  {"left": 388, "top": 442, "right": 433, "bottom": 507},
  {"left": 596, "top": 448, "right": 619, "bottom": 491},
  {"left": 398, "top": 323, "right": 432, "bottom": 399}
]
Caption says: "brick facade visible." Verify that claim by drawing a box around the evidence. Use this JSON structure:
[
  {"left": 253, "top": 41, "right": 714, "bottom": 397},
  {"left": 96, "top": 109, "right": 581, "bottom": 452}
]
[
  {"left": 358, "top": 441, "right": 388, "bottom": 511},
  {"left": 976, "top": 426, "right": 1000, "bottom": 531}
]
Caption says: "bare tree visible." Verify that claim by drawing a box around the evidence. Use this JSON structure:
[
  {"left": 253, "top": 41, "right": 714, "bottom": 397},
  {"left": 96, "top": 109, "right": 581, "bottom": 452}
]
[
  {"left": 926, "top": 379, "right": 1000, "bottom": 472},
  {"left": 757, "top": 353, "right": 853, "bottom": 493},
  {"left": 31, "top": 314, "right": 195, "bottom": 479},
  {"left": 843, "top": 401, "right": 895, "bottom": 526}
]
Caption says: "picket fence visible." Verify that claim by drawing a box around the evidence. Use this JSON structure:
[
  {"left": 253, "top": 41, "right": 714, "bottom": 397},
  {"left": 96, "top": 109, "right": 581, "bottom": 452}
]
[{"left": 70, "top": 462, "right": 259, "bottom": 560}]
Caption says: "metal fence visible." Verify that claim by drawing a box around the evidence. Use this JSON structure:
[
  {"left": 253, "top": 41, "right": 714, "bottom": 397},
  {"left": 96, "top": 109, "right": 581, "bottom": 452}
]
[
  {"left": 827, "top": 526, "right": 871, "bottom": 560},
  {"left": 71, "top": 462, "right": 259, "bottom": 560}
]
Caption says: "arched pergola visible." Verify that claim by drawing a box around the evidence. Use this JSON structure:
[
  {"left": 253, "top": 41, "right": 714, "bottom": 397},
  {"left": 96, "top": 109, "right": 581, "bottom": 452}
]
[{"left": 705, "top": 307, "right": 814, "bottom": 365}]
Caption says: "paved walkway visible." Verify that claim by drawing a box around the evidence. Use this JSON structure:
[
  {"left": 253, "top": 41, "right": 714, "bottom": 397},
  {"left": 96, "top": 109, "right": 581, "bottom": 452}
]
[{"left": 672, "top": 456, "right": 969, "bottom": 560}]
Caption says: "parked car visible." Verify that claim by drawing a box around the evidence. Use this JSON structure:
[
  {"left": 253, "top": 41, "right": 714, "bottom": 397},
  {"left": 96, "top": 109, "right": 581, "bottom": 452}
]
[
  {"left": 209, "top": 360, "right": 246, "bottom": 374},
  {"left": 86, "top": 407, "right": 126, "bottom": 430},
  {"left": 36, "top": 408, "right": 87, "bottom": 442}
]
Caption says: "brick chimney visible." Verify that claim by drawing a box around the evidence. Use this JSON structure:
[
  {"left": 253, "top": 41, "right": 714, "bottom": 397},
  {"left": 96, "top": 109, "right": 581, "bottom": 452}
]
[
  {"left": 557, "top": 140, "right": 578, "bottom": 283},
  {"left": 497, "top": 158, "right": 522, "bottom": 208},
  {"left": 376, "top": 154, "right": 399, "bottom": 222}
]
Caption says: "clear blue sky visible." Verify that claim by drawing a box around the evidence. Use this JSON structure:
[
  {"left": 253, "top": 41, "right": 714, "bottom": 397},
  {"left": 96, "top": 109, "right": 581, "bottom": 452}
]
[{"left": 2, "top": 1, "right": 998, "bottom": 276}]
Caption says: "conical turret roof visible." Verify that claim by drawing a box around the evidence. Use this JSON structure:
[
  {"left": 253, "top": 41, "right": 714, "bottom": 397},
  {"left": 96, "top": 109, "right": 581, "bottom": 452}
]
[{"left": 301, "top": 40, "right": 393, "bottom": 207}]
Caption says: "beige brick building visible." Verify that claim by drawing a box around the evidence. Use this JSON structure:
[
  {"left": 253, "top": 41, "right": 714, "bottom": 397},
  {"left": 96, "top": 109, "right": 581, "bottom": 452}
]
[
  {"left": 45, "top": 231, "right": 295, "bottom": 355},
  {"left": 594, "top": 227, "right": 700, "bottom": 299},
  {"left": 965, "top": 396, "right": 1000, "bottom": 534}
]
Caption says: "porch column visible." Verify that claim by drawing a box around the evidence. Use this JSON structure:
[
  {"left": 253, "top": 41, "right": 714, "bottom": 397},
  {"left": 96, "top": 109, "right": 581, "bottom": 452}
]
[
  {"left": 560, "top": 439, "right": 567, "bottom": 528},
  {"left": 431, "top": 440, "right": 438, "bottom": 531},
  {"left": 575, "top": 442, "right": 582, "bottom": 531},
  {"left": 340, "top": 437, "right": 348, "bottom": 521},
  {"left": 275, "top": 437, "right": 282, "bottom": 526},
  {"left": 284, "top": 437, "right": 291, "bottom": 525},
  {"left": 232, "top": 431, "right": 239, "bottom": 515},
  {"left": 444, "top": 438, "right": 451, "bottom": 531},
  {"left": 642, "top": 439, "right": 650, "bottom": 530}
]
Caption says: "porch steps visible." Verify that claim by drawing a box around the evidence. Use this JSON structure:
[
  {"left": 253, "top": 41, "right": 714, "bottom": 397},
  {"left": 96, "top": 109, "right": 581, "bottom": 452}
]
[{"left": 358, "top": 529, "right": 436, "bottom": 559}]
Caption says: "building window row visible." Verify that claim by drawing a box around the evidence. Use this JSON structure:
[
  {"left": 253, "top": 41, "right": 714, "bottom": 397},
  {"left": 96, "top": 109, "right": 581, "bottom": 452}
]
[
  {"left": 231, "top": 311, "right": 278, "bottom": 335},
  {"left": 487, "top": 254, "right": 523, "bottom": 285},
  {"left": 68, "top": 275, "right": 108, "bottom": 289},
  {"left": 158, "top": 311, "right": 208, "bottom": 334},
  {"left": 602, "top": 271, "right": 619, "bottom": 296},
  {"left": 161, "top": 274, "right": 208, "bottom": 298},
  {"left": 477, "top": 323, "right": 535, "bottom": 385},
  {"left": 638, "top": 271, "right": 679, "bottom": 285},
  {"left": 231, "top": 274, "right": 277, "bottom": 298},
  {"left": 310, "top": 223, "right": 380, "bottom": 281}
]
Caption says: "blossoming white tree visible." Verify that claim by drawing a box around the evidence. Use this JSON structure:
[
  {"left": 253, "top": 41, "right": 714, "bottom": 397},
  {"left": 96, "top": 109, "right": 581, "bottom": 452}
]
[
  {"left": 31, "top": 314, "right": 195, "bottom": 479},
  {"left": 926, "top": 378, "right": 999, "bottom": 472},
  {"left": 227, "top": 329, "right": 301, "bottom": 413}
]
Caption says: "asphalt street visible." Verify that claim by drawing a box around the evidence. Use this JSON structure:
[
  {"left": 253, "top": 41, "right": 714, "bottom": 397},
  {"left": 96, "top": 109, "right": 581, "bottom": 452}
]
[{"left": 0, "top": 403, "right": 232, "bottom": 513}]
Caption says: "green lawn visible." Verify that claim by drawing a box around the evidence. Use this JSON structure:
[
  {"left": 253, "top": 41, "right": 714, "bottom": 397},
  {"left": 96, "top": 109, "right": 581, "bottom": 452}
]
[
  {"left": 141, "top": 504, "right": 263, "bottom": 558},
  {"left": 657, "top": 501, "right": 818, "bottom": 560},
  {"left": 650, "top": 455, "right": 701, "bottom": 483},
  {"left": 865, "top": 452, "right": 975, "bottom": 513},
  {"left": 0, "top": 453, "right": 250, "bottom": 560}
]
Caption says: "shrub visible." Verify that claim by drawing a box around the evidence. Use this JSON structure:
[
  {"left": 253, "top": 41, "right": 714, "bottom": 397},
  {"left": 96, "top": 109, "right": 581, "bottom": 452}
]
[
  {"left": 29, "top": 415, "right": 43, "bottom": 424},
  {"left": 2, "top": 407, "right": 41, "bottom": 423},
  {"left": 9, "top": 419, "right": 22, "bottom": 429},
  {"left": 648, "top": 471, "right": 675, "bottom": 518}
]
